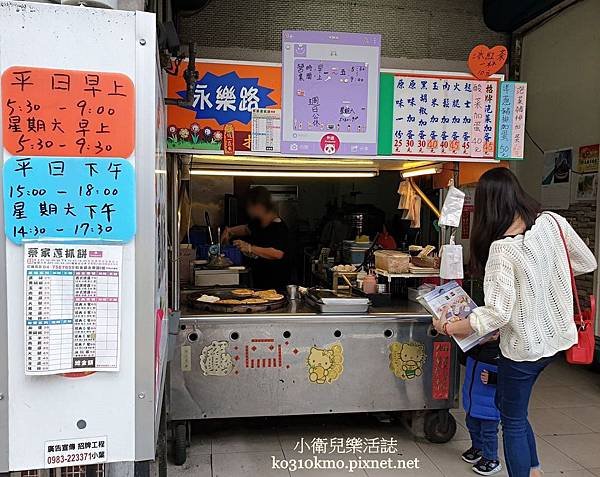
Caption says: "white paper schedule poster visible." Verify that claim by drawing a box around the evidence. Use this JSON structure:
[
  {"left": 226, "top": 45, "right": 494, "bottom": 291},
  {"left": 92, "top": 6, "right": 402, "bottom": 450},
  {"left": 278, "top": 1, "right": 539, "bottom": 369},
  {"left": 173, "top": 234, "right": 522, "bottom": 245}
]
[{"left": 24, "top": 243, "right": 122, "bottom": 375}]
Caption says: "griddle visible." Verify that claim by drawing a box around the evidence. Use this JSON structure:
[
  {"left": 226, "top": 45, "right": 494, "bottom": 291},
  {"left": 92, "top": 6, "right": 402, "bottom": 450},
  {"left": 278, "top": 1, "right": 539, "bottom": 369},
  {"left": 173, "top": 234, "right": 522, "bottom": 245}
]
[{"left": 189, "top": 287, "right": 287, "bottom": 314}]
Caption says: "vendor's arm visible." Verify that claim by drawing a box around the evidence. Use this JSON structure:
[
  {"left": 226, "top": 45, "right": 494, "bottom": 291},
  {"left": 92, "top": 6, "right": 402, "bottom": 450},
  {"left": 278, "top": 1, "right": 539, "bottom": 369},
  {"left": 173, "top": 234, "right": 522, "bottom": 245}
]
[
  {"left": 249, "top": 245, "right": 284, "bottom": 260},
  {"left": 232, "top": 240, "right": 284, "bottom": 260},
  {"left": 468, "top": 242, "right": 516, "bottom": 336},
  {"left": 222, "top": 224, "right": 250, "bottom": 243}
]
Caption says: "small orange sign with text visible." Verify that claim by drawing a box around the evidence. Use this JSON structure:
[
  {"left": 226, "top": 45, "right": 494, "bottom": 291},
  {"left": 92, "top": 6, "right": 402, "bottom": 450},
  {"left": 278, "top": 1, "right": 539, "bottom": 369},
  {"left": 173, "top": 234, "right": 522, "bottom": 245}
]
[{"left": 468, "top": 45, "right": 508, "bottom": 80}]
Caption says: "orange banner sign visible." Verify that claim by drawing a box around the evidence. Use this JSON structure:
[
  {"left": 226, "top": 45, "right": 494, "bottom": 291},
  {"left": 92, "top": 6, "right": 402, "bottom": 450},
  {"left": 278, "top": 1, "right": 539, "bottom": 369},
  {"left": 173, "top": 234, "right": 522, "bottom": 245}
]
[
  {"left": 2, "top": 66, "right": 135, "bottom": 158},
  {"left": 166, "top": 61, "right": 281, "bottom": 152}
]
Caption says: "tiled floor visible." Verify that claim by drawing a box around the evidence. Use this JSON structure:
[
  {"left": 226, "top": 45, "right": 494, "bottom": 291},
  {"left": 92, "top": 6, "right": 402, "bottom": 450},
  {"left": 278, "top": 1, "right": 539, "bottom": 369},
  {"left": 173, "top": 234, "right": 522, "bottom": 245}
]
[{"left": 169, "top": 359, "right": 600, "bottom": 477}]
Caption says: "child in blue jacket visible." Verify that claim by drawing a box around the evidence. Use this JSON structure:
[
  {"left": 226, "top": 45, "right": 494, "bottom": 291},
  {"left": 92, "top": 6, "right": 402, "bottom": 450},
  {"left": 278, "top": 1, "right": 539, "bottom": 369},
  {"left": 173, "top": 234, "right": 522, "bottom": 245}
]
[{"left": 461, "top": 339, "right": 501, "bottom": 475}]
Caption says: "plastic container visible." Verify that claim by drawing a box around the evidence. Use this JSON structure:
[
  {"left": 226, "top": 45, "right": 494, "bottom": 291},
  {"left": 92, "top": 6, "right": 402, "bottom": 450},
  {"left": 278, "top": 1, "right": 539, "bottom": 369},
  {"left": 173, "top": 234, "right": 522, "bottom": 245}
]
[
  {"left": 362, "top": 273, "right": 377, "bottom": 294},
  {"left": 222, "top": 246, "right": 243, "bottom": 266},
  {"left": 374, "top": 250, "right": 410, "bottom": 273},
  {"left": 196, "top": 244, "right": 211, "bottom": 260}
]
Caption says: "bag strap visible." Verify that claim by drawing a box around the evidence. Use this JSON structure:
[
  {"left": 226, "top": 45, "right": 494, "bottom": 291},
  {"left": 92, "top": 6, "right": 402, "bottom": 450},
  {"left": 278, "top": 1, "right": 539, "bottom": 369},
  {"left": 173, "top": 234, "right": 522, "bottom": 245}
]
[{"left": 544, "top": 213, "right": 583, "bottom": 319}]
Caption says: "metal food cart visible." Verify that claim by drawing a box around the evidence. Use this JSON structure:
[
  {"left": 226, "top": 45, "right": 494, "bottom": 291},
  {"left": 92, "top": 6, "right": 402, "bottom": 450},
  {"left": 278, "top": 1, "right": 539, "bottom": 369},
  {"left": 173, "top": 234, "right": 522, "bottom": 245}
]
[{"left": 170, "top": 294, "right": 459, "bottom": 464}]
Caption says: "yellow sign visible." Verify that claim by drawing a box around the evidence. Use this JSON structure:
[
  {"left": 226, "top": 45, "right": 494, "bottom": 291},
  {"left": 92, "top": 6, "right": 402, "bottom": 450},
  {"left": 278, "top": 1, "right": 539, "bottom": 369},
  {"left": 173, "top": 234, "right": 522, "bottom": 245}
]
[
  {"left": 307, "top": 343, "right": 344, "bottom": 384},
  {"left": 389, "top": 342, "right": 425, "bottom": 380},
  {"left": 578, "top": 144, "right": 599, "bottom": 173}
]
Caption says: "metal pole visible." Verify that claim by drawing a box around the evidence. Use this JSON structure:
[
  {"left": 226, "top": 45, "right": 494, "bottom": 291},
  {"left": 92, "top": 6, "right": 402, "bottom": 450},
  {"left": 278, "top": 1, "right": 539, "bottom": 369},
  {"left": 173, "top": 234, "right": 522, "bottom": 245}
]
[
  {"left": 408, "top": 178, "right": 441, "bottom": 218},
  {"left": 165, "top": 152, "right": 181, "bottom": 430},
  {"left": 168, "top": 153, "right": 180, "bottom": 311}
]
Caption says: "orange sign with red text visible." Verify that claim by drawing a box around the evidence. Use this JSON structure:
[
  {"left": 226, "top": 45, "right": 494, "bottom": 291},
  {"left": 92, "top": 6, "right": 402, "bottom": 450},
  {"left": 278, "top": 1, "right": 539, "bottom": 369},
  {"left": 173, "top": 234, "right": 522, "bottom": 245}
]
[{"left": 2, "top": 66, "right": 135, "bottom": 158}]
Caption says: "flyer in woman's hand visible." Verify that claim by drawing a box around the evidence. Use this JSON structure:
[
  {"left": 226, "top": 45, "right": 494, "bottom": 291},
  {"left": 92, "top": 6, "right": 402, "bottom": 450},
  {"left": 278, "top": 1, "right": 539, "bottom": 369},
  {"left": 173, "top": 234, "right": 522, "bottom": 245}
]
[{"left": 418, "top": 281, "right": 492, "bottom": 352}]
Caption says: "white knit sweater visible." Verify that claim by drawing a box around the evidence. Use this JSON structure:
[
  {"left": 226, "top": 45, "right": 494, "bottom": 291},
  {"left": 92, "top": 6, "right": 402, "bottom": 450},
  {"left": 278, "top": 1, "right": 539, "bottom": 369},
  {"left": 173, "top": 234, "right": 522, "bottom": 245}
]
[{"left": 469, "top": 212, "right": 597, "bottom": 362}]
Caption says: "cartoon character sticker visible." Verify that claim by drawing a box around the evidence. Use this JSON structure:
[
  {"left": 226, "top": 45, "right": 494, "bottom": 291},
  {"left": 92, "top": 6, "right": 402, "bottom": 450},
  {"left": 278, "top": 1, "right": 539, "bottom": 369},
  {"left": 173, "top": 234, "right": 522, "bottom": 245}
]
[
  {"left": 307, "top": 343, "right": 344, "bottom": 384},
  {"left": 199, "top": 340, "right": 234, "bottom": 376},
  {"left": 320, "top": 133, "right": 340, "bottom": 155},
  {"left": 389, "top": 342, "right": 426, "bottom": 380}
]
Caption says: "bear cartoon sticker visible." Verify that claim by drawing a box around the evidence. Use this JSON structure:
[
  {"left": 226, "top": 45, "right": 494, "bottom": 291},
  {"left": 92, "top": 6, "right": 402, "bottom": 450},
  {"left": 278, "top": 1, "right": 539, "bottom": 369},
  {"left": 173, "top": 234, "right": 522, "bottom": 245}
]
[
  {"left": 320, "top": 133, "right": 340, "bottom": 155},
  {"left": 199, "top": 340, "right": 235, "bottom": 376},
  {"left": 389, "top": 341, "right": 426, "bottom": 380},
  {"left": 307, "top": 343, "right": 344, "bottom": 384}
]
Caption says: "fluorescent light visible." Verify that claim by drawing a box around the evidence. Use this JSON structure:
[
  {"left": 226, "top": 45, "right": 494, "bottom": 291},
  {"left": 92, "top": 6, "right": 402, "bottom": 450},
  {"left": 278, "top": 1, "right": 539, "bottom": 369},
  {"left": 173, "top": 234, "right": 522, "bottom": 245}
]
[
  {"left": 191, "top": 154, "right": 375, "bottom": 167},
  {"left": 401, "top": 166, "right": 441, "bottom": 178},
  {"left": 190, "top": 170, "right": 378, "bottom": 178}
]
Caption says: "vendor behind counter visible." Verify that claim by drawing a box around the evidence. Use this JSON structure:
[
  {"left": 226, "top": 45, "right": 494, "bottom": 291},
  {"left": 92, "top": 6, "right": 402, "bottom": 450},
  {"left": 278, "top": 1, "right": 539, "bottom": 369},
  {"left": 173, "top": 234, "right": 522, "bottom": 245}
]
[{"left": 221, "top": 186, "right": 291, "bottom": 290}]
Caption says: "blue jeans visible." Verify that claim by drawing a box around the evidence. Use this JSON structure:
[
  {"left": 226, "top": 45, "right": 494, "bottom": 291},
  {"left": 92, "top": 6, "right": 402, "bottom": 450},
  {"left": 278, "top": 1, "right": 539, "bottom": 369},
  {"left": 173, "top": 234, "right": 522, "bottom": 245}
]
[
  {"left": 496, "top": 354, "right": 556, "bottom": 477},
  {"left": 465, "top": 414, "right": 499, "bottom": 460}
]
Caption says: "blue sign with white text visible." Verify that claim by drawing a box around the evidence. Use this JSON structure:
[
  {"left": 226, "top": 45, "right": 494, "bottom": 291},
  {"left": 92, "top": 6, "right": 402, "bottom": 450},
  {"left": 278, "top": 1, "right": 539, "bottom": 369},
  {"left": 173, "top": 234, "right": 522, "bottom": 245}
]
[
  {"left": 3, "top": 157, "right": 135, "bottom": 244},
  {"left": 497, "top": 82, "right": 514, "bottom": 159}
]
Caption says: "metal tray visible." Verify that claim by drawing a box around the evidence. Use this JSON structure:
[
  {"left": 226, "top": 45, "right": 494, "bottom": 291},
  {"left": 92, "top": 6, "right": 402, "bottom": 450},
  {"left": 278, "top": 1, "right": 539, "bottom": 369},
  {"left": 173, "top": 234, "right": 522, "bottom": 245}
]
[{"left": 305, "top": 289, "right": 370, "bottom": 314}]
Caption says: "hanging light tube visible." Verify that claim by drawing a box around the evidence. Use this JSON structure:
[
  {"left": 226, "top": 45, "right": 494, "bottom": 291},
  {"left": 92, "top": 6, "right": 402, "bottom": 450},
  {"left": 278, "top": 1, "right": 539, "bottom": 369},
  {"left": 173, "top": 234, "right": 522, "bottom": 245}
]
[
  {"left": 190, "top": 153, "right": 376, "bottom": 167},
  {"left": 189, "top": 169, "right": 378, "bottom": 178},
  {"left": 400, "top": 166, "right": 442, "bottom": 178}
]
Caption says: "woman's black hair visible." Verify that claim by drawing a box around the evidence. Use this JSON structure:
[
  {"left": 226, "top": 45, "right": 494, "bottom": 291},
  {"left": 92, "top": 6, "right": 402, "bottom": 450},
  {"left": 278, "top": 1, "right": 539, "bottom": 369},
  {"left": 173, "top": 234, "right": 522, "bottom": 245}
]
[
  {"left": 470, "top": 167, "right": 540, "bottom": 276},
  {"left": 246, "top": 186, "right": 275, "bottom": 211}
]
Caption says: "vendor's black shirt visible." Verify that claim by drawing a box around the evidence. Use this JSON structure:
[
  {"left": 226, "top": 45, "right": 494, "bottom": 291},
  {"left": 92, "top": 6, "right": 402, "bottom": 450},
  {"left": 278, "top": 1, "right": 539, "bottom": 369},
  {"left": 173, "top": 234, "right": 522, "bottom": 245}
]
[{"left": 247, "top": 218, "right": 290, "bottom": 290}]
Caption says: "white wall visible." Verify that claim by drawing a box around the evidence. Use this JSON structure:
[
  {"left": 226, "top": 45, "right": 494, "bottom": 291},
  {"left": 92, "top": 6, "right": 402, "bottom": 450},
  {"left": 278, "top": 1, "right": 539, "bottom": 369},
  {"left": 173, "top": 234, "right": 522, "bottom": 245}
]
[
  {"left": 515, "top": 0, "right": 600, "bottom": 201},
  {"left": 515, "top": 0, "right": 600, "bottom": 319}
]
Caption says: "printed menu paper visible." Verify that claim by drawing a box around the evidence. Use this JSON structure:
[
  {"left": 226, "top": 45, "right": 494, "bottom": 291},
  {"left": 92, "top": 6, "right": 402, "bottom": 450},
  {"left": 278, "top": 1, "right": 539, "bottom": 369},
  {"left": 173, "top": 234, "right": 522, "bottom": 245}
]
[
  {"left": 25, "top": 243, "right": 122, "bottom": 375},
  {"left": 251, "top": 108, "right": 281, "bottom": 152},
  {"left": 419, "top": 281, "right": 493, "bottom": 352}
]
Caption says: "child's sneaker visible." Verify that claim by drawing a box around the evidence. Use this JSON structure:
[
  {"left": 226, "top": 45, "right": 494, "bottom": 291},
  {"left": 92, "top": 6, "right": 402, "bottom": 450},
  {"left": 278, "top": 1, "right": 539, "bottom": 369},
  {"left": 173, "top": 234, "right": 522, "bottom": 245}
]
[
  {"left": 472, "top": 458, "right": 502, "bottom": 475},
  {"left": 461, "top": 447, "right": 482, "bottom": 464}
]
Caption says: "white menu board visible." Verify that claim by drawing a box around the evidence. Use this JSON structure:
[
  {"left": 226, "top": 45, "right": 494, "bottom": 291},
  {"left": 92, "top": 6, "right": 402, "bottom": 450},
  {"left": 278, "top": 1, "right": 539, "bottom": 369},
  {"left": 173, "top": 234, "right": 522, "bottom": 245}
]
[
  {"left": 24, "top": 243, "right": 122, "bottom": 375},
  {"left": 392, "top": 74, "right": 499, "bottom": 159}
]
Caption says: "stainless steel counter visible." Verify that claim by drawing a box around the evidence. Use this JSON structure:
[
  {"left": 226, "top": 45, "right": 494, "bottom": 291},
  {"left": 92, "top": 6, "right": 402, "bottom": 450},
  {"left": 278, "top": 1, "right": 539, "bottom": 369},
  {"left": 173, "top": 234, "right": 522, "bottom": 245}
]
[
  {"left": 171, "top": 293, "right": 458, "bottom": 426},
  {"left": 180, "top": 296, "right": 433, "bottom": 322}
]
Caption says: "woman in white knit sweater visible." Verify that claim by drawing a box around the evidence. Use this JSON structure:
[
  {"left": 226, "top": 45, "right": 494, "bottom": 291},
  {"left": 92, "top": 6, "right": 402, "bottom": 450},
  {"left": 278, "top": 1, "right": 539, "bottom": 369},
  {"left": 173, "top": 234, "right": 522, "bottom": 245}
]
[{"left": 433, "top": 168, "right": 597, "bottom": 477}]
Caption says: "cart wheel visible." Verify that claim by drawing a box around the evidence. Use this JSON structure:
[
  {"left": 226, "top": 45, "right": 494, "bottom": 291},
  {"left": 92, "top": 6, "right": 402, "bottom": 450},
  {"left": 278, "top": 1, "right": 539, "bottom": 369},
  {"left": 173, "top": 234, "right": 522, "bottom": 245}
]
[
  {"left": 424, "top": 410, "right": 456, "bottom": 443},
  {"left": 155, "top": 394, "right": 168, "bottom": 476},
  {"left": 172, "top": 422, "right": 188, "bottom": 466}
]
